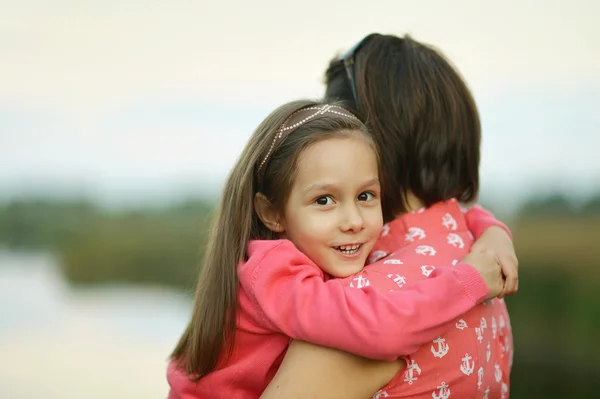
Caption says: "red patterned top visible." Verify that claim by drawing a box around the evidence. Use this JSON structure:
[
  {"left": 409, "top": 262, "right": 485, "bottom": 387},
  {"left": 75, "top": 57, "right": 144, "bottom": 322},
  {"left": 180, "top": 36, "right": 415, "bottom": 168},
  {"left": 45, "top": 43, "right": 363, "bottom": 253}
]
[{"left": 341, "top": 200, "right": 514, "bottom": 399}]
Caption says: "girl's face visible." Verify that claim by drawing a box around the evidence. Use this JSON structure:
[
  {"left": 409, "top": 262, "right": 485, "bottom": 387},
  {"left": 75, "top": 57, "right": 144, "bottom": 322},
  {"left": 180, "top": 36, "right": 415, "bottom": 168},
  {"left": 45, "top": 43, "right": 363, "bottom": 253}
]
[{"left": 281, "top": 134, "right": 383, "bottom": 278}]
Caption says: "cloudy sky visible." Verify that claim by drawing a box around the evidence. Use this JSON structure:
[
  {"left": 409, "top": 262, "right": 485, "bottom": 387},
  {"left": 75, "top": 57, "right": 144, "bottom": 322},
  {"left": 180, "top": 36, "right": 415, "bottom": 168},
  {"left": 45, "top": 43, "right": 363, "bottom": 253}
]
[{"left": 1, "top": 0, "right": 599, "bottom": 211}]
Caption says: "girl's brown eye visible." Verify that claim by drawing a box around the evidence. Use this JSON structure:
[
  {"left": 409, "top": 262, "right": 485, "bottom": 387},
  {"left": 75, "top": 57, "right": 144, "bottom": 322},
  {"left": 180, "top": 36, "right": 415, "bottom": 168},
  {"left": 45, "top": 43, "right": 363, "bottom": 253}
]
[
  {"left": 315, "top": 196, "right": 334, "bottom": 206},
  {"left": 358, "top": 192, "right": 375, "bottom": 201}
]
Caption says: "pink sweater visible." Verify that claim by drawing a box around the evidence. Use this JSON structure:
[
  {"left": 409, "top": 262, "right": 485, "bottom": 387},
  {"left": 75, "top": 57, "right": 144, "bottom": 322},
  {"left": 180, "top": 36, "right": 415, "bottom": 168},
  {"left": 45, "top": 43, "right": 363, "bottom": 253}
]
[{"left": 167, "top": 206, "right": 509, "bottom": 398}]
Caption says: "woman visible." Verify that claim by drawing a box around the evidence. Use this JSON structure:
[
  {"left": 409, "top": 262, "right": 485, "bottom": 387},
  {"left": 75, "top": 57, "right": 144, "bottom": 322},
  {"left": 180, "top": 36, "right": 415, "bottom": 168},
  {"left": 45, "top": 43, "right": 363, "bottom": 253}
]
[{"left": 260, "top": 33, "right": 517, "bottom": 399}]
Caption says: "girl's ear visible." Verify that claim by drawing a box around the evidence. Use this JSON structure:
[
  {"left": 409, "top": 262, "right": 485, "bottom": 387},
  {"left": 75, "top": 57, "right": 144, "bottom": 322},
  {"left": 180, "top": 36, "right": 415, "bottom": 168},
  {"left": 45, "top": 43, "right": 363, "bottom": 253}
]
[{"left": 254, "top": 193, "right": 285, "bottom": 233}]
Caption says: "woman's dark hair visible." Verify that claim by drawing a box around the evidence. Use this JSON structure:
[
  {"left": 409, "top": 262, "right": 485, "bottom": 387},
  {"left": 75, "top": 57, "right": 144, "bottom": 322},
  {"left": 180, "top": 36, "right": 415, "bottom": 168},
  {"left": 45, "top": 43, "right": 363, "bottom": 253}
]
[{"left": 325, "top": 34, "right": 480, "bottom": 221}]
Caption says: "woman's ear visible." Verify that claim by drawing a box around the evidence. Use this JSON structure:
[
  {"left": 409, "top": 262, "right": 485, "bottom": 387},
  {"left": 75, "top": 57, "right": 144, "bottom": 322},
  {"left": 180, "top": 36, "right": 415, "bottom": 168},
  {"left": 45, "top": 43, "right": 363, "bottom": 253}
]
[{"left": 254, "top": 193, "right": 285, "bottom": 233}]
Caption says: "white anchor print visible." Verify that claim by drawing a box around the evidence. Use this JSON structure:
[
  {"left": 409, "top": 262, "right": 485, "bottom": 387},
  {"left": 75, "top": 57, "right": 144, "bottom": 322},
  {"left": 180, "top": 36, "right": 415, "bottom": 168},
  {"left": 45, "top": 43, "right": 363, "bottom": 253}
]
[
  {"left": 369, "top": 250, "right": 387, "bottom": 264},
  {"left": 456, "top": 319, "right": 468, "bottom": 330},
  {"left": 501, "top": 382, "right": 509, "bottom": 399},
  {"left": 431, "top": 337, "right": 449, "bottom": 358},
  {"left": 380, "top": 224, "right": 390, "bottom": 237},
  {"left": 477, "top": 367, "right": 484, "bottom": 389},
  {"left": 387, "top": 274, "right": 406, "bottom": 289},
  {"left": 451, "top": 259, "right": 458, "bottom": 266},
  {"left": 372, "top": 390, "right": 389, "bottom": 399},
  {"left": 447, "top": 233, "right": 465, "bottom": 249},
  {"left": 499, "top": 315, "right": 506, "bottom": 335},
  {"left": 492, "top": 316, "right": 497, "bottom": 339},
  {"left": 349, "top": 274, "right": 370, "bottom": 288},
  {"left": 480, "top": 317, "right": 488, "bottom": 329},
  {"left": 403, "top": 360, "right": 422, "bottom": 384},
  {"left": 432, "top": 382, "right": 451, "bottom": 399},
  {"left": 442, "top": 213, "right": 457, "bottom": 230},
  {"left": 383, "top": 258, "right": 403, "bottom": 264},
  {"left": 460, "top": 353, "right": 475, "bottom": 376},
  {"left": 495, "top": 363, "right": 502, "bottom": 383},
  {"left": 486, "top": 341, "right": 491, "bottom": 362},
  {"left": 475, "top": 327, "right": 484, "bottom": 343},
  {"left": 483, "top": 386, "right": 490, "bottom": 399},
  {"left": 503, "top": 339, "right": 511, "bottom": 358},
  {"left": 421, "top": 265, "right": 436, "bottom": 277},
  {"left": 415, "top": 245, "right": 436, "bottom": 256},
  {"left": 405, "top": 227, "right": 426, "bottom": 242}
]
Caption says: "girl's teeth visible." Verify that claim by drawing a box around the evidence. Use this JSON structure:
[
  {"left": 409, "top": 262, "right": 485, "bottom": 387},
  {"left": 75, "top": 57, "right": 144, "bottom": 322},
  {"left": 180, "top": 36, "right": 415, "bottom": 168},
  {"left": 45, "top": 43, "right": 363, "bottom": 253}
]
[{"left": 338, "top": 244, "right": 361, "bottom": 254}]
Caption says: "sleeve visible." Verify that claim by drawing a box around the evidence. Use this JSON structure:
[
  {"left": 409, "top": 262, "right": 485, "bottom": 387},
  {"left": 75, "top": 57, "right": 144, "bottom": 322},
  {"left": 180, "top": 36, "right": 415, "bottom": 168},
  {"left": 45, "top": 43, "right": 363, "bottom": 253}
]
[
  {"left": 464, "top": 204, "right": 512, "bottom": 240},
  {"left": 167, "top": 361, "right": 197, "bottom": 399},
  {"left": 240, "top": 242, "right": 489, "bottom": 361}
]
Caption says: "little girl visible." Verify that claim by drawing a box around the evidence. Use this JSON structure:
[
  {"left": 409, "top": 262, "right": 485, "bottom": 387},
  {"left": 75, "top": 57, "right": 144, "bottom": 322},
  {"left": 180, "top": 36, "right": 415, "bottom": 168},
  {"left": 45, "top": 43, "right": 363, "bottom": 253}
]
[{"left": 167, "top": 100, "right": 505, "bottom": 398}]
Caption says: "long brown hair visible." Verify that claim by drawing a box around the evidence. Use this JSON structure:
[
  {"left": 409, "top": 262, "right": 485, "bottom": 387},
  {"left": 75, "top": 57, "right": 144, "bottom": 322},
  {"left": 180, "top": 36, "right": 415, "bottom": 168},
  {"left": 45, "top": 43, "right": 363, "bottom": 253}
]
[
  {"left": 325, "top": 34, "right": 481, "bottom": 221},
  {"left": 170, "top": 99, "right": 373, "bottom": 380}
]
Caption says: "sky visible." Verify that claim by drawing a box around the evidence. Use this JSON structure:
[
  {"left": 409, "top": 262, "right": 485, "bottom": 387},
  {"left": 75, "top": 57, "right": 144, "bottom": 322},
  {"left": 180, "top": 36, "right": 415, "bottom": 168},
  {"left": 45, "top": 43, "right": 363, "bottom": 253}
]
[{"left": 1, "top": 0, "right": 599, "bottom": 212}]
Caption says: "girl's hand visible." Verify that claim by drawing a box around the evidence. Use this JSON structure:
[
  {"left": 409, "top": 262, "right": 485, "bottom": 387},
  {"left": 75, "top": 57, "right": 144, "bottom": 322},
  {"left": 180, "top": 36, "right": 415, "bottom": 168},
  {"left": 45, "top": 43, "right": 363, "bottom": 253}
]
[{"left": 471, "top": 226, "right": 519, "bottom": 298}]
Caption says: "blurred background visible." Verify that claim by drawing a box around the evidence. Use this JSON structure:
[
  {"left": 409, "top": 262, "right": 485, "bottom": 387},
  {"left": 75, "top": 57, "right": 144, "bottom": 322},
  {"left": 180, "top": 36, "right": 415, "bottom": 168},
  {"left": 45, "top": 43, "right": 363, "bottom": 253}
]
[{"left": 1, "top": 1, "right": 599, "bottom": 398}]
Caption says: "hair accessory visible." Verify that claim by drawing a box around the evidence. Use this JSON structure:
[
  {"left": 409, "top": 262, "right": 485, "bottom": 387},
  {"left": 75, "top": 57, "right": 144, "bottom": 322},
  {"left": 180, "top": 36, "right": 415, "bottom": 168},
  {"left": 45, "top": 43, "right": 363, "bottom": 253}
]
[{"left": 256, "top": 104, "right": 359, "bottom": 184}]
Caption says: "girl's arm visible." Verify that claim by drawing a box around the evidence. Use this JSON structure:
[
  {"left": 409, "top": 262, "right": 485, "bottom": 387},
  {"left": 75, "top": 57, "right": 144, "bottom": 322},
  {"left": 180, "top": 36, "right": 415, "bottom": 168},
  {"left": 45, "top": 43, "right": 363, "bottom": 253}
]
[
  {"left": 260, "top": 340, "right": 399, "bottom": 399},
  {"left": 464, "top": 204, "right": 512, "bottom": 240},
  {"left": 241, "top": 240, "right": 490, "bottom": 361},
  {"left": 465, "top": 205, "right": 519, "bottom": 297}
]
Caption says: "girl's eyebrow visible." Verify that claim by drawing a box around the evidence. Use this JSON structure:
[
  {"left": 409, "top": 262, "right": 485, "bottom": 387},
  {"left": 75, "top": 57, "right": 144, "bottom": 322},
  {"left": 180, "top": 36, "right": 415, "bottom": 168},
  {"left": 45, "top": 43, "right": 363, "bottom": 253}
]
[
  {"left": 302, "top": 183, "right": 337, "bottom": 196},
  {"left": 302, "top": 177, "right": 379, "bottom": 196},
  {"left": 359, "top": 177, "right": 380, "bottom": 189}
]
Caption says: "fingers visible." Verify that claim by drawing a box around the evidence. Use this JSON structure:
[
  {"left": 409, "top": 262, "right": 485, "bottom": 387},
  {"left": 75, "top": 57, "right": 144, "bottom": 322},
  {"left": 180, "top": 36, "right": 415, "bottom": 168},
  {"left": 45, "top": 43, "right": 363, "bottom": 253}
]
[{"left": 499, "top": 255, "right": 519, "bottom": 297}]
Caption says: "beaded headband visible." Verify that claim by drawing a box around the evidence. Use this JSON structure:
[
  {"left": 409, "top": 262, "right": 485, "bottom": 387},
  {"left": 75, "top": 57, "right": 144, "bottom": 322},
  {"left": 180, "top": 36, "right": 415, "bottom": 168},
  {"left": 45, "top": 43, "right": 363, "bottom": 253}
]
[{"left": 255, "top": 104, "right": 360, "bottom": 185}]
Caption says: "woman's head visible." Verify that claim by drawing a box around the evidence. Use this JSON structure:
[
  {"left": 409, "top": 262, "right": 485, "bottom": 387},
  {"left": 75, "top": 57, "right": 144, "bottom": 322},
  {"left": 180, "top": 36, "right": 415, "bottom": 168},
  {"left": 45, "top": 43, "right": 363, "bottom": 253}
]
[
  {"left": 171, "top": 99, "right": 382, "bottom": 379},
  {"left": 325, "top": 33, "right": 481, "bottom": 220}
]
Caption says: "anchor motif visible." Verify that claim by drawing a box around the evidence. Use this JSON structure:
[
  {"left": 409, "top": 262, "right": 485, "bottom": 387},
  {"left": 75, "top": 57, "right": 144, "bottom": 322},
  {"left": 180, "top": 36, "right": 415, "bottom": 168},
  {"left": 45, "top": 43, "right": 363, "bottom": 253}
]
[
  {"left": 495, "top": 363, "right": 502, "bottom": 383},
  {"left": 371, "top": 390, "right": 389, "bottom": 399},
  {"left": 499, "top": 315, "right": 506, "bottom": 334},
  {"left": 447, "top": 233, "right": 464, "bottom": 248},
  {"left": 460, "top": 353, "right": 475, "bottom": 375},
  {"left": 492, "top": 316, "right": 497, "bottom": 339},
  {"left": 477, "top": 367, "right": 484, "bottom": 389},
  {"left": 421, "top": 265, "right": 436, "bottom": 277},
  {"left": 432, "top": 382, "right": 451, "bottom": 399},
  {"left": 415, "top": 245, "right": 436, "bottom": 256},
  {"left": 380, "top": 223, "right": 390, "bottom": 237},
  {"left": 456, "top": 319, "right": 468, "bottom": 330},
  {"left": 383, "top": 258, "right": 403, "bottom": 264},
  {"left": 369, "top": 250, "right": 387, "bottom": 264},
  {"left": 349, "top": 274, "right": 370, "bottom": 288},
  {"left": 483, "top": 386, "right": 490, "bottom": 399},
  {"left": 451, "top": 259, "right": 458, "bottom": 266},
  {"left": 405, "top": 227, "right": 426, "bottom": 242},
  {"left": 403, "top": 359, "right": 422, "bottom": 384},
  {"left": 503, "top": 340, "right": 511, "bottom": 358},
  {"left": 387, "top": 274, "right": 406, "bottom": 289},
  {"left": 486, "top": 341, "right": 491, "bottom": 362},
  {"left": 480, "top": 317, "right": 488, "bottom": 329},
  {"left": 475, "top": 327, "right": 484, "bottom": 343},
  {"left": 501, "top": 382, "right": 509, "bottom": 399},
  {"left": 442, "top": 213, "right": 457, "bottom": 230},
  {"left": 431, "top": 337, "right": 449, "bottom": 358}
]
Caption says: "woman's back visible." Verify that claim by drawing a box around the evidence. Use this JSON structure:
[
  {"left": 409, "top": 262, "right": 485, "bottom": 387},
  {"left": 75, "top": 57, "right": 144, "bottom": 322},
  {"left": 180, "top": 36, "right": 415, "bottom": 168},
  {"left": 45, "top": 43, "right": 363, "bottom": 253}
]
[{"left": 339, "top": 200, "right": 513, "bottom": 398}]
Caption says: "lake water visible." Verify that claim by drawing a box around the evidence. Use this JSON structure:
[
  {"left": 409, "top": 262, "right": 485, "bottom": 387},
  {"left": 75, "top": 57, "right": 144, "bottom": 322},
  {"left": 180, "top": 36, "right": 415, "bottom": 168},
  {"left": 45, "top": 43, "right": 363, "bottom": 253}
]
[{"left": 0, "top": 251, "right": 193, "bottom": 399}]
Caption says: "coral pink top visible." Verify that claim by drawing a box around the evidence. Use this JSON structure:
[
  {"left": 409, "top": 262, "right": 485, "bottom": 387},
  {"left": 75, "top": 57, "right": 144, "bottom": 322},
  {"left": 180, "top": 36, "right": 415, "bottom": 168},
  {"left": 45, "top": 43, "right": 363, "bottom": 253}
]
[
  {"left": 346, "top": 201, "right": 513, "bottom": 399},
  {"left": 167, "top": 205, "right": 510, "bottom": 399}
]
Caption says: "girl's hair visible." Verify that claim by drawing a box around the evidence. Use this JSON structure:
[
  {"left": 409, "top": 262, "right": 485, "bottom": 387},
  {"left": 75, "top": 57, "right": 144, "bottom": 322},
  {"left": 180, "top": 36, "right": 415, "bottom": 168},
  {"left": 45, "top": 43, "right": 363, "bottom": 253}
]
[
  {"left": 325, "top": 34, "right": 481, "bottom": 221},
  {"left": 170, "top": 99, "right": 373, "bottom": 380}
]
